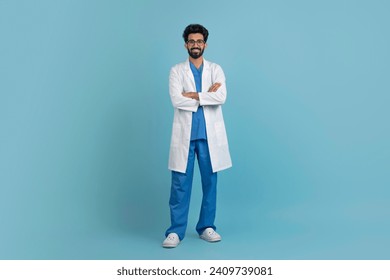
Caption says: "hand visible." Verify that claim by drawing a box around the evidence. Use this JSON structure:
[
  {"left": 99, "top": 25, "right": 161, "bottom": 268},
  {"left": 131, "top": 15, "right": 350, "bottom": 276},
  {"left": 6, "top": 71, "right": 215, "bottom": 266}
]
[
  {"left": 208, "top": 83, "right": 221, "bottom": 92},
  {"left": 182, "top": 92, "right": 199, "bottom": 100}
]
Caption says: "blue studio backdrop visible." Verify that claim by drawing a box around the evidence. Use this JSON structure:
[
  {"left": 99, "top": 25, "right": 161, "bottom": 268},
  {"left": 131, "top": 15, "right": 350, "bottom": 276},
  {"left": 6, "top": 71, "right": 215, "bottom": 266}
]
[{"left": 0, "top": 0, "right": 389, "bottom": 259}]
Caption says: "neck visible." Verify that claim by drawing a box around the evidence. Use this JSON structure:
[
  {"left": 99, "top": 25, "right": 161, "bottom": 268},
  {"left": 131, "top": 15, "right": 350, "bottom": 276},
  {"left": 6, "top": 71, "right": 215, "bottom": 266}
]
[{"left": 189, "top": 56, "right": 203, "bottom": 69}]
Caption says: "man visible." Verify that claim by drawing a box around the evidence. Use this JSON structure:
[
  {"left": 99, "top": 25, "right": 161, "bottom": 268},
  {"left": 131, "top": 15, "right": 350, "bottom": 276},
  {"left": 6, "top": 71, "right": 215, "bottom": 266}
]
[{"left": 163, "top": 24, "right": 232, "bottom": 248}]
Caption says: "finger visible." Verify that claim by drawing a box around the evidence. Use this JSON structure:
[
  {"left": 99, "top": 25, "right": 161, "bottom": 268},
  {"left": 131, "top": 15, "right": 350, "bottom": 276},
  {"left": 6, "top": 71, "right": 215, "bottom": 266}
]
[
  {"left": 213, "top": 83, "right": 220, "bottom": 89},
  {"left": 210, "top": 83, "right": 221, "bottom": 92}
]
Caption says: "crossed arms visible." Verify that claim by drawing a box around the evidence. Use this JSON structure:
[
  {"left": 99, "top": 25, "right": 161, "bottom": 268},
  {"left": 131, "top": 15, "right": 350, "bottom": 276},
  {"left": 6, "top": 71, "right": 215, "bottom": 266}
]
[
  {"left": 169, "top": 65, "right": 227, "bottom": 112},
  {"left": 181, "top": 83, "right": 221, "bottom": 101}
]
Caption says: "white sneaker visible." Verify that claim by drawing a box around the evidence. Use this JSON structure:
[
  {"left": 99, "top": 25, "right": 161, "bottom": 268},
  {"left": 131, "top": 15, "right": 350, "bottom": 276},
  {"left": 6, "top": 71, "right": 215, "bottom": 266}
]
[
  {"left": 200, "top": 228, "right": 221, "bottom": 242},
  {"left": 162, "top": 233, "right": 180, "bottom": 248}
]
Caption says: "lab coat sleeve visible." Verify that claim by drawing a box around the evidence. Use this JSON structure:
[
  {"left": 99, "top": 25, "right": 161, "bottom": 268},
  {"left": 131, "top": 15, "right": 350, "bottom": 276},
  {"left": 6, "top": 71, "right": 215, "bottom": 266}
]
[
  {"left": 198, "top": 65, "right": 227, "bottom": 106},
  {"left": 169, "top": 67, "right": 199, "bottom": 112}
]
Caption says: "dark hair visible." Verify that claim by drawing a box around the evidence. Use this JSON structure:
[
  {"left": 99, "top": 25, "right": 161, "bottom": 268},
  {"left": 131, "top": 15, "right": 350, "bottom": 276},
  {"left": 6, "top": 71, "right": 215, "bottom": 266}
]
[{"left": 182, "top": 24, "right": 209, "bottom": 43}]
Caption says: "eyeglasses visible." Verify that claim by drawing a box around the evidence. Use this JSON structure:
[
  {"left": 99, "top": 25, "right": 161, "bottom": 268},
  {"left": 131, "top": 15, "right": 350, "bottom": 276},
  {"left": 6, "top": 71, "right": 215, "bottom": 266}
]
[{"left": 186, "top": 39, "right": 205, "bottom": 46}]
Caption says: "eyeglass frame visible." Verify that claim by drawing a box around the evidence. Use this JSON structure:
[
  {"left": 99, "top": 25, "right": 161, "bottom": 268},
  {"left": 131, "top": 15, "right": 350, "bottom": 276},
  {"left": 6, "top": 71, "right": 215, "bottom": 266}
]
[{"left": 186, "top": 39, "right": 206, "bottom": 46}]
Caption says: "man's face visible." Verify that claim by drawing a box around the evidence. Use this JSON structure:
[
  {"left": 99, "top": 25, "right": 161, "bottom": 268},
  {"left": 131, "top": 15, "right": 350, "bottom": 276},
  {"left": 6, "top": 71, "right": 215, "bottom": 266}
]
[{"left": 185, "top": 33, "right": 207, "bottom": 59}]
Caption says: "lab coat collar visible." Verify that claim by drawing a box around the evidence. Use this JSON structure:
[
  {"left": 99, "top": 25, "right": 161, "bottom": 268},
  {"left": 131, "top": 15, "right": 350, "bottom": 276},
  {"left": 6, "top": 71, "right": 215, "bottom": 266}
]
[{"left": 185, "top": 58, "right": 210, "bottom": 71}]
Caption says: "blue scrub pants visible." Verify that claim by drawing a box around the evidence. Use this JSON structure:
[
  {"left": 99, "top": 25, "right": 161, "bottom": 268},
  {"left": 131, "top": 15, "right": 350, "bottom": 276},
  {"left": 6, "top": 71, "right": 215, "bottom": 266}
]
[{"left": 165, "top": 139, "right": 217, "bottom": 240}]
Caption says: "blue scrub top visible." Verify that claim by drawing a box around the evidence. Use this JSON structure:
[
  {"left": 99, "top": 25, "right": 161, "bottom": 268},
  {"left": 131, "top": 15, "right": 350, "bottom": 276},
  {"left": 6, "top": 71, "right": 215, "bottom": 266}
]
[{"left": 189, "top": 61, "right": 207, "bottom": 140}]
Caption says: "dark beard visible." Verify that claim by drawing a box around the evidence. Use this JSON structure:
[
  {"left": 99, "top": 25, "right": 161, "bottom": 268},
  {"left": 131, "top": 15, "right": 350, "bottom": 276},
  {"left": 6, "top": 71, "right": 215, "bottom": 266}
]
[{"left": 188, "top": 47, "right": 204, "bottom": 59}]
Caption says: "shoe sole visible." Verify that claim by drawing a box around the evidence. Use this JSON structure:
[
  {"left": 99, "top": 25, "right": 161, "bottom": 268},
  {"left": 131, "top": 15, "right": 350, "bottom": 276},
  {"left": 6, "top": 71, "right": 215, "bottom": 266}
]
[
  {"left": 162, "top": 243, "right": 180, "bottom": 248},
  {"left": 200, "top": 235, "right": 221, "bottom": 242}
]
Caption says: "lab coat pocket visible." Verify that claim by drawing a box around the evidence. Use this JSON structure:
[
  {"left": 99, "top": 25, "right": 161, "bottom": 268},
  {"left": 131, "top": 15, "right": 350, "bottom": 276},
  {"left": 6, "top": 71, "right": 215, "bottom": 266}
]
[
  {"left": 214, "top": 122, "right": 228, "bottom": 146},
  {"left": 171, "top": 122, "right": 182, "bottom": 147}
]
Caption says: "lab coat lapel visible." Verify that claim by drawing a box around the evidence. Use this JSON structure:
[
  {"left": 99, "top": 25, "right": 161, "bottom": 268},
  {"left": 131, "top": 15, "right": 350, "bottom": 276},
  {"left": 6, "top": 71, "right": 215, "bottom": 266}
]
[
  {"left": 184, "top": 59, "right": 196, "bottom": 91},
  {"left": 184, "top": 58, "right": 211, "bottom": 92},
  {"left": 202, "top": 59, "right": 211, "bottom": 92}
]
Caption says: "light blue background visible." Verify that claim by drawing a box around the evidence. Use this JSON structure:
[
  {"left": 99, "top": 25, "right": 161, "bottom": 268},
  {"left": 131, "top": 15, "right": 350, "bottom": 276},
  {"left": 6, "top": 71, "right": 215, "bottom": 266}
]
[{"left": 1, "top": 0, "right": 389, "bottom": 259}]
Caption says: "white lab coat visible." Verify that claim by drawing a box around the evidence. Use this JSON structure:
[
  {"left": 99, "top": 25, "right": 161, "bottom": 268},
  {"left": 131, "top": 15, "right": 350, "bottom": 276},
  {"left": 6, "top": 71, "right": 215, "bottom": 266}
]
[{"left": 168, "top": 58, "right": 232, "bottom": 173}]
